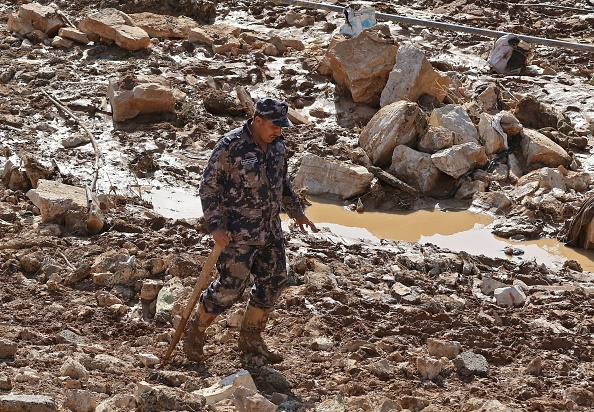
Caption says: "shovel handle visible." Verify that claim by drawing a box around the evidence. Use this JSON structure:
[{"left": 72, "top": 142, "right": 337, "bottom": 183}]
[{"left": 162, "top": 243, "right": 223, "bottom": 362}]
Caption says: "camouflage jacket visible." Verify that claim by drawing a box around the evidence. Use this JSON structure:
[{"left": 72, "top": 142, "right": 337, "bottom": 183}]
[{"left": 199, "top": 121, "right": 304, "bottom": 245}]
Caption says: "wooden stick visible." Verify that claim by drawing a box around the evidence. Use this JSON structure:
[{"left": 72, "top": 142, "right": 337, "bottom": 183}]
[
  {"left": 41, "top": 90, "right": 102, "bottom": 191},
  {"left": 162, "top": 243, "right": 223, "bottom": 362},
  {"left": 235, "top": 86, "right": 255, "bottom": 116}
]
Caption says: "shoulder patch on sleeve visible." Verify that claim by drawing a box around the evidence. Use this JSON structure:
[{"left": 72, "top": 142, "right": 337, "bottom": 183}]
[{"left": 222, "top": 127, "right": 243, "bottom": 145}]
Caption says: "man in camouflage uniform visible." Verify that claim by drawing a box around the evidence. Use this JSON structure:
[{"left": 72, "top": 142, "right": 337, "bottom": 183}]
[{"left": 184, "top": 97, "right": 318, "bottom": 363}]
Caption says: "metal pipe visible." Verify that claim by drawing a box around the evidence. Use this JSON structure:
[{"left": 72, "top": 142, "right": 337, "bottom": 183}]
[
  {"left": 516, "top": 3, "right": 594, "bottom": 14},
  {"left": 273, "top": 0, "right": 594, "bottom": 52}
]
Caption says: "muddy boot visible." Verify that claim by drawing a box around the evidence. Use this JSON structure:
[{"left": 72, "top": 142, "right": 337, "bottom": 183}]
[
  {"left": 238, "top": 304, "right": 283, "bottom": 363},
  {"left": 183, "top": 303, "right": 217, "bottom": 362}
]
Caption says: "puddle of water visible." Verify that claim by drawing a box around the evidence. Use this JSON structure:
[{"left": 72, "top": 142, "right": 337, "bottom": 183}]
[
  {"left": 146, "top": 191, "right": 594, "bottom": 271},
  {"left": 302, "top": 197, "right": 594, "bottom": 272},
  {"left": 146, "top": 188, "right": 203, "bottom": 219}
]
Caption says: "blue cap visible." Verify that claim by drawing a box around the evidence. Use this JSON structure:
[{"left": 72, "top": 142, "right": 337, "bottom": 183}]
[{"left": 254, "top": 98, "right": 293, "bottom": 127}]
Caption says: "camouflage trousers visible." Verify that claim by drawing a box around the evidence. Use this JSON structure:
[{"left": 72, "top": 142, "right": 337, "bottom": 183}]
[{"left": 201, "top": 236, "right": 288, "bottom": 313}]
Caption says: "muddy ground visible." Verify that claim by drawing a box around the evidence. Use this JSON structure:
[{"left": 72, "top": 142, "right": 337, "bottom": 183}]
[{"left": 1, "top": 0, "right": 594, "bottom": 411}]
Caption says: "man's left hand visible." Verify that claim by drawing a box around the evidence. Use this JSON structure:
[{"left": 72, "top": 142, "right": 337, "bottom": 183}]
[{"left": 294, "top": 215, "right": 318, "bottom": 233}]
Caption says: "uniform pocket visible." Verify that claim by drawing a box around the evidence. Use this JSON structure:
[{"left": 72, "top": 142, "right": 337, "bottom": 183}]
[{"left": 241, "top": 165, "right": 263, "bottom": 188}]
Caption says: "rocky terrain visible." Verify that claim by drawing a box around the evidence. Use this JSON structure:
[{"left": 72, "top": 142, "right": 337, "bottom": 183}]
[{"left": 1, "top": 0, "right": 594, "bottom": 411}]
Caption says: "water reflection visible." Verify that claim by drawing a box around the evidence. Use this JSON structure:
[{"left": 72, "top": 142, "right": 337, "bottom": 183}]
[
  {"left": 147, "top": 188, "right": 203, "bottom": 219},
  {"left": 303, "top": 197, "right": 594, "bottom": 272}
]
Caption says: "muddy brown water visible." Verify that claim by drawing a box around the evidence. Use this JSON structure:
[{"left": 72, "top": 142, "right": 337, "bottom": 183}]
[{"left": 149, "top": 191, "right": 594, "bottom": 272}]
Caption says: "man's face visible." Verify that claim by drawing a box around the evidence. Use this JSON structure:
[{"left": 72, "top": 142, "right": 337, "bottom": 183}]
[{"left": 254, "top": 116, "right": 282, "bottom": 144}]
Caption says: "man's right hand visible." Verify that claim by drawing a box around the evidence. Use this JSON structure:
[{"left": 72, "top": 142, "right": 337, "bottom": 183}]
[{"left": 212, "top": 229, "right": 231, "bottom": 248}]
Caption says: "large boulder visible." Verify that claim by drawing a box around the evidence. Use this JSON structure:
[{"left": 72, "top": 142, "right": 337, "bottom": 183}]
[
  {"left": 514, "top": 96, "right": 560, "bottom": 129},
  {"left": 431, "top": 142, "right": 488, "bottom": 179},
  {"left": 520, "top": 129, "right": 571, "bottom": 168},
  {"left": 26, "top": 179, "right": 104, "bottom": 235},
  {"left": 417, "top": 126, "right": 454, "bottom": 154},
  {"left": 429, "top": 104, "right": 479, "bottom": 144},
  {"left": 7, "top": 3, "right": 64, "bottom": 37},
  {"left": 478, "top": 111, "right": 523, "bottom": 155},
  {"left": 380, "top": 44, "right": 450, "bottom": 107},
  {"left": 389, "top": 145, "right": 443, "bottom": 194},
  {"left": 79, "top": 8, "right": 150, "bottom": 51},
  {"left": 293, "top": 154, "right": 374, "bottom": 199},
  {"left": 326, "top": 25, "right": 398, "bottom": 106},
  {"left": 359, "top": 101, "right": 426, "bottom": 168},
  {"left": 107, "top": 74, "right": 176, "bottom": 122},
  {"left": 0, "top": 395, "right": 57, "bottom": 412}
]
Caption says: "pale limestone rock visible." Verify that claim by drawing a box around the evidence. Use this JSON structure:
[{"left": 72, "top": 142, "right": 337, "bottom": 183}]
[
  {"left": 463, "top": 398, "right": 513, "bottom": 412},
  {"left": 524, "top": 356, "right": 543, "bottom": 375},
  {"left": 538, "top": 167, "right": 566, "bottom": 191},
  {"left": 454, "top": 179, "right": 488, "bottom": 200},
  {"left": 8, "top": 3, "right": 63, "bottom": 37},
  {"left": 478, "top": 112, "right": 507, "bottom": 155},
  {"left": 564, "top": 386, "right": 594, "bottom": 407},
  {"left": 0, "top": 395, "right": 57, "bottom": 412},
  {"left": 564, "top": 170, "right": 592, "bottom": 192},
  {"left": 63, "top": 390, "right": 96, "bottom": 412},
  {"left": 188, "top": 24, "right": 241, "bottom": 47},
  {"left": 90, "top": 354, "right": 133, "bottom": 374},
  {"left": 155, "top": 277, "right": 186, "bottom": 319},
  {"left": 115, "top": 25, "right": 151, "bottom": 51},
  {"left": 233, "top": 386, "right": 276, "bottom": 412},
  {"left": 90, "top": 250, "right": 145, "bottom": 286},
  {"left": 283, "top": 38, "right": 305, "bottom": 50},
  {"left": 137, "top": 353, "right": 160, "bottom": 367},
  {"left": 58, "top": 27, "right": 89, "bottom": 44},
  {"left": 359, "top": 100, "right": 425, "bottom": 167},
  {"left": 498, "top": 111, "right": 523, "bottom": 136},
  {"left": 520, "top": 128, "right": 571, "bottom": 168},
  {"left": 0, "top": 373, "right": 11, "bottom": 391},
  {"left": 326, "top": 25, "right": 398, "bottom": 105},
  {"left": 509, "top": 181, "right": 539, "bottom": 202},
  {"left": 26, "top": 179, "right": 86, "bottom": 224},
  {"left": 60, "top": 357, "right": 89, "bottom": 380},
  {"left": 7, "top": 13, "right": 34, "bottom": 36},
  {"left": 507, "top": 152, "right": 524, "bottom": 182},
  {"left": 193, "top": 370, "right": 257, "bottom": 405},
  {"left": 494, "top": 286, "right": 526, "bottom": 307},
  {"left": 79, "top": 9, "right": 149, "bottom": 51},
  {"left": 481, "top": 276, "right": 508, "bottom": 295},
  {"left": 417, "top": 355, "right": 441, "bottom": 380},
  {"left": 429, "top": 104, "right": 479, "bottom": 144},
  {"left": 417, "top": 126, "right": 454, "bottom": 154},
  {"left": 380, "top": 44, "right": 450, "bottom": 107},
  {"left": 95, "top": 394, "right": 136, "bottom": 412},
  {"left": 293, "top": 154, "right": 374, "bottom": 199},
  {"left": 431, "top": 142, "right": 488, "bottom": 179},
  {"left": 51, "top": 36, "right": 73, "bottom": 48},
  {"left": 476, "top": 84, "right": 500, "bottom": 112},
  {"left": 140, "top": 279, "right": 163, "bottom": 301},
  {"left": 95, "top": 291, "right": 123, "bottom": 307},
  {"left": 389, "top": 145, "right": 443, "bottom": 194},
  {"left": 107, "top": 75, "right": 175, "bottom": 122},
  {"left": 471, "top": 191, "right": 512, "bottom": 215},
  {"left": 130, "top": 12, "right": 199, "bottom": 38},
  {"left": 427, "top": 338, "right": 461, "bottom": 360}
]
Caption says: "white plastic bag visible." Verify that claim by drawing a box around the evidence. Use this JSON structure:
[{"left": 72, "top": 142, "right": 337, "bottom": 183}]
[{"left": 339, "top": 5, "right": 377, "bottom": 37}]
